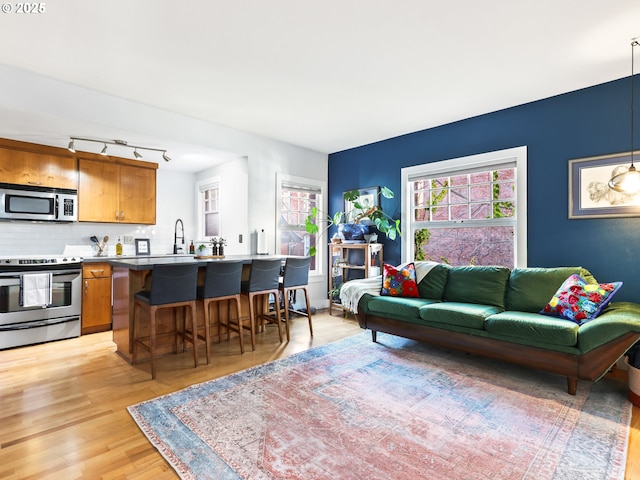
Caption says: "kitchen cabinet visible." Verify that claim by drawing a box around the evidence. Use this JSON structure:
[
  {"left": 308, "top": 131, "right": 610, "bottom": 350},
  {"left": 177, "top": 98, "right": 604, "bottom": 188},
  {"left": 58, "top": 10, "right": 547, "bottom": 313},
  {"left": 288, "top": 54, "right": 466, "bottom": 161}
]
[
  {"left": 82, "top": 262, "right": 113, "bottom": 335},
  {"left": 0, "top": 139, "right": 77, "bottom": 189},
  {"left": 78, "top": 156, "right": 156, "bottom": 224},
  {"left": 118, "top": 163, "right": 156, "bottom": 224},
  {"left": 328, "top": 242, "right": 383, "bottom": 316}
]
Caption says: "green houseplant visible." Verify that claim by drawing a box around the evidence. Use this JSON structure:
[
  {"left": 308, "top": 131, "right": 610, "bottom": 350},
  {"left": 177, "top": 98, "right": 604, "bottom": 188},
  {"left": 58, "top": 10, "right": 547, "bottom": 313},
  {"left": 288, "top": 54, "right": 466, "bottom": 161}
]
[{"left": 305, "top": 186, "right": 400, "bottom": 256}]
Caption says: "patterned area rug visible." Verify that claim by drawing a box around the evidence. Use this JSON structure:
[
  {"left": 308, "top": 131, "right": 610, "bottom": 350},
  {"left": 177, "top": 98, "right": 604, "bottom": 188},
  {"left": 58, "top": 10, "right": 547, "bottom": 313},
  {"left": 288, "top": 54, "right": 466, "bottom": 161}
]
[{"left": 128, "top": 333, "right": 631, "bottom": 480}]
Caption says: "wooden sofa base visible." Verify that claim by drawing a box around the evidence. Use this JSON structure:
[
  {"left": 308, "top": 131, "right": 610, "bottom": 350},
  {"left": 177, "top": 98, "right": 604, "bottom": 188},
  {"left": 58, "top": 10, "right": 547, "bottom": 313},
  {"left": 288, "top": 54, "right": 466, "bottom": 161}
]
[{"left": 356, "top": 312, "right": 640, "bottom": 395}]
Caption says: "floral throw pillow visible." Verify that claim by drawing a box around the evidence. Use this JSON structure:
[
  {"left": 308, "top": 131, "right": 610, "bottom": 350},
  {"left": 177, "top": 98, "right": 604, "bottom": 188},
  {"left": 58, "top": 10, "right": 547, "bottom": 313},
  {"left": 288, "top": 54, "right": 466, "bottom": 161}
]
[
  {"left": 381, "top": 262, "right": 420, "bottom": 298},
  {"left": 540, "top": 274, "right": 622, "bottom": 324}
]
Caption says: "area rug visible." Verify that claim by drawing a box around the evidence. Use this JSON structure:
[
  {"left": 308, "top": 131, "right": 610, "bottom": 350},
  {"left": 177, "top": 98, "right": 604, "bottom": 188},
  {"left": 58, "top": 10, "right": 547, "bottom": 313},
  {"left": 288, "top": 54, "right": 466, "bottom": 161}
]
[{"left": 128, "top": 333, "right": 631, "bottom": 480}]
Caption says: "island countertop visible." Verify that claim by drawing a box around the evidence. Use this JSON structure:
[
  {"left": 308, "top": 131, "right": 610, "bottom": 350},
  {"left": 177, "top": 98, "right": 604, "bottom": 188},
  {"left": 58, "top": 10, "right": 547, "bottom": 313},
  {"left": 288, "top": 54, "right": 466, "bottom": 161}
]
[{"left": 108, "top": 254, "right": 287, "bottom": 271}]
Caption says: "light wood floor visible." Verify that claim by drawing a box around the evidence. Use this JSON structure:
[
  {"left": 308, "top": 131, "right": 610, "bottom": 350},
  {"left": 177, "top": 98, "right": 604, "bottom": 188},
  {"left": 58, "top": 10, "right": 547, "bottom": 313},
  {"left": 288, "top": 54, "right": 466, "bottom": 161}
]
[{"left": 1, "top": 312, "right": 638, "bottom": 479}]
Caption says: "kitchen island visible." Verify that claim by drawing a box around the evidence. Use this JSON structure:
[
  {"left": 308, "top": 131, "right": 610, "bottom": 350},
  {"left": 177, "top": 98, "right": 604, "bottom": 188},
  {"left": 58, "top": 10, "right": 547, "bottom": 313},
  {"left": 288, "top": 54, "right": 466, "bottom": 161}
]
[{"left": 109, "top": 254, "right": 287, "bottom": 363}]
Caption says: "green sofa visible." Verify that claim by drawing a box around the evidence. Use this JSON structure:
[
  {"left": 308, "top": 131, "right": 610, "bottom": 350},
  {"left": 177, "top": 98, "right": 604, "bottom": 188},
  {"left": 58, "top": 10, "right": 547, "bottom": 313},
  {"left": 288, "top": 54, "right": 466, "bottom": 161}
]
[{"left": 354, "top": 264, "right": 640, "bottom": 394}]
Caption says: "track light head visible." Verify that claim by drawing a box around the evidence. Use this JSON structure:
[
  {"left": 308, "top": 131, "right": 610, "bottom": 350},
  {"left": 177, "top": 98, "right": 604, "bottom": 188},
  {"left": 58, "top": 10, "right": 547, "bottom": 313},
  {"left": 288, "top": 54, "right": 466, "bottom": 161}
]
[
  {"left": 67, "top": 139, "right": 75, "bottom": 153},
  {"left": 100, "top": 144, "right": 108, "bottom": 156},
  {"left": 162, "top": 152, "right": 171, "bottom": 162},
  {"left": 133, "top": 149, "right": 143, "bottom": 159}
]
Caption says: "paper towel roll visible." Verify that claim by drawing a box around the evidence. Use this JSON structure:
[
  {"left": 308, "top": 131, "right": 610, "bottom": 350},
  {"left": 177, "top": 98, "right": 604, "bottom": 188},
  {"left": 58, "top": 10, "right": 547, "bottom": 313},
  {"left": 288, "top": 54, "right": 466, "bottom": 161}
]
[{"left": 257, "top": 229, "right": 268, "bottom": 254}]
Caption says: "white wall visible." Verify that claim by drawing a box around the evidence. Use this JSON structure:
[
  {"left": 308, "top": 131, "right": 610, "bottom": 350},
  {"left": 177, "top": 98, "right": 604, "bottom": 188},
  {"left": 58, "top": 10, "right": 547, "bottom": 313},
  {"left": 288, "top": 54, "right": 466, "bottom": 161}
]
[{"left": 196, "top": 156, "right": 249, "bottom": 255}]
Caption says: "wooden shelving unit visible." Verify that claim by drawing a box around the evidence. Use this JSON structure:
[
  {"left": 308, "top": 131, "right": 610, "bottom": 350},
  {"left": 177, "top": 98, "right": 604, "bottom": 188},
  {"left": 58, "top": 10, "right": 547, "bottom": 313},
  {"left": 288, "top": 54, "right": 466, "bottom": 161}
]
[{"left": 328, "top": 242, "right": 383, "bottom": 316}]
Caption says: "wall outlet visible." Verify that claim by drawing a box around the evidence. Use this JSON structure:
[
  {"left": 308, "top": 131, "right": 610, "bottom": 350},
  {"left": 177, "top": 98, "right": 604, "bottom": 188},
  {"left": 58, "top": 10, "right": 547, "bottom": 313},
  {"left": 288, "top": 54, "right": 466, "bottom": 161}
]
[{"left": 124, "top": 236, "right": 134, "bottom": 244}]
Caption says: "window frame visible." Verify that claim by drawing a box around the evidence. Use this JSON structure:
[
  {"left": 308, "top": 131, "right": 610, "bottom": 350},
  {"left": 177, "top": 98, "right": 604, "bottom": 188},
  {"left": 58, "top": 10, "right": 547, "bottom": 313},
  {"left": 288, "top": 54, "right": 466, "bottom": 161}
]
[
  {"left": 195, "top": 176, "right": 221, "bottom": 241},
  {"left": 401, "top": 146, "right": 528, "bottom": 267},
  {"left": 276, "top": 173, "right": 326, "bottom": 277}
]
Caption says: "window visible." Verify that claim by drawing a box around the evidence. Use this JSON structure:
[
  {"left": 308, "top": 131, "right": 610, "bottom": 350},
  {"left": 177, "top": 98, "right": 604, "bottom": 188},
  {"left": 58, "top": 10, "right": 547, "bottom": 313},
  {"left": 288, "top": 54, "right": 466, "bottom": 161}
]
[
  {"left": 277, "top": 174, "right": 324, "bottom": 274},
  {"left": 196, "top": 178, "right": 220, "bottom": 239},
  {"left": 401, "top": 146, "right": 527, "bottom": 268}
]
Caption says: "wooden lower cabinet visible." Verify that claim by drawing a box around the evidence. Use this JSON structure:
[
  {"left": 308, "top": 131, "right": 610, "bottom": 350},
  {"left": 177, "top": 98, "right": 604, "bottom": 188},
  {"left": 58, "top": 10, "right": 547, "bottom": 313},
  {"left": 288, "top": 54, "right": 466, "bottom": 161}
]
[{"left": 82, "top": 263, "right": 113, "bottom": 335}]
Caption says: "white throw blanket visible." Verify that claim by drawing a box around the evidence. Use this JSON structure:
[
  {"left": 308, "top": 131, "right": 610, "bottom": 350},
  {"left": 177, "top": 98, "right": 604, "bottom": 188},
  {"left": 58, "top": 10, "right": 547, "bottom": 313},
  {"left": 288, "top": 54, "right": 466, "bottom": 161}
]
[{"left": 340, "top": 261, "right": 439, "bottom": 314}]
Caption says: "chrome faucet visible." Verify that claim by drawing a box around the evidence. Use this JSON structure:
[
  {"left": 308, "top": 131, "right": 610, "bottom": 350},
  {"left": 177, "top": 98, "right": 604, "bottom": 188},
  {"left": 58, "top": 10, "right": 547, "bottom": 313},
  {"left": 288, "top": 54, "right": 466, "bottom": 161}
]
[{"left": 173, "top": 218, "right": 185, "bottom": 254}]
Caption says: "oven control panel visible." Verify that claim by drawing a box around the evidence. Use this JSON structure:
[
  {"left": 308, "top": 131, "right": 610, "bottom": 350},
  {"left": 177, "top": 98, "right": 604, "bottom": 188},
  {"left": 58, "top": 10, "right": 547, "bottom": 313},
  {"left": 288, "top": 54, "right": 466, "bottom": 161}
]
[{"left": 0, "top": 257, "right": 83, "bottom": 266}]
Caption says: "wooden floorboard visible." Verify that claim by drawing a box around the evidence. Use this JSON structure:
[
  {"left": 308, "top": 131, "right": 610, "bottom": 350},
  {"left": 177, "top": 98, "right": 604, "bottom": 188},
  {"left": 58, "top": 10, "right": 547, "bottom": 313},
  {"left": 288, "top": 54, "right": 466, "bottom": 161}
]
[{"left": 0, "top": 312, "right": 637, "bottom": 479}]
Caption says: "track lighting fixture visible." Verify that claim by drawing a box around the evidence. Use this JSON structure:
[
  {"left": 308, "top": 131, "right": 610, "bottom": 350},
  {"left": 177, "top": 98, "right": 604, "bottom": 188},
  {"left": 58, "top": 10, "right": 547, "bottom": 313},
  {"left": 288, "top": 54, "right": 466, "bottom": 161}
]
[{"left": 67, "top": 136, "right": 173, "bottom": 163}]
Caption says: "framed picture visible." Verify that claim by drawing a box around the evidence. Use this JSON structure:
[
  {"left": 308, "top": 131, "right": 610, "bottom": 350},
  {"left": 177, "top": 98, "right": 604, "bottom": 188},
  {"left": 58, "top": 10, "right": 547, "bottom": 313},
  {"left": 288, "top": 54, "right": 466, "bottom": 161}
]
[
  {"left": 569, "top": 151, "right": 640, "bottom": 218},
  {"left": 344, "top": 186, "right": 379, "bottom": 223},
  {"left": 135, "top": 238, "right": 150, "bottom": 255}
]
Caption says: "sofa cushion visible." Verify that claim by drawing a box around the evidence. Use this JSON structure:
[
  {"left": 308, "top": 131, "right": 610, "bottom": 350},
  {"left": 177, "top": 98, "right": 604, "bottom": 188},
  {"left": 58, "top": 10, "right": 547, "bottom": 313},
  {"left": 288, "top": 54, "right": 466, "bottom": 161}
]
[
  {"left": 366, "top": 296, "right": 439, "bottom": 319},
  {"left": 417, "top": 263, "right": 450, "bottom": 300},
  {"left": 419, "top": 302, "right": 502, "bottom": 330},
  {"left": 381, "top": 262, "right": 419, "bottom": 297},
  {"left": 506, "top": 266, "right": 596, "bottom": 312},
  {"left": 485, "top": 311, "right": 578, "bottom": 347},
  {"left": 443, "top": 266, "right": 511, "bottom": 309},
  {"left": 540, "top": 274, "right": 622, "bottom": 324}
]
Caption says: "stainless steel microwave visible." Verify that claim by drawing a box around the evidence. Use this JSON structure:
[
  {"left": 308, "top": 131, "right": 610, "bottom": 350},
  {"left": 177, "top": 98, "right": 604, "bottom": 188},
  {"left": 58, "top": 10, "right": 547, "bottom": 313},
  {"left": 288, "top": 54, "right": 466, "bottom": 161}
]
[{"left": 0, "top": 183, "right": 77, "bottom": 222}]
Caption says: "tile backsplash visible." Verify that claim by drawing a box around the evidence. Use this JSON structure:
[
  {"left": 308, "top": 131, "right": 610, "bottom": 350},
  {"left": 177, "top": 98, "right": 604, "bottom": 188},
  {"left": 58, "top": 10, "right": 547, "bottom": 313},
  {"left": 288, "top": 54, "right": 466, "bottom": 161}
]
[{"left": 0, "top": 221, "right": 179, "bottom": 257}]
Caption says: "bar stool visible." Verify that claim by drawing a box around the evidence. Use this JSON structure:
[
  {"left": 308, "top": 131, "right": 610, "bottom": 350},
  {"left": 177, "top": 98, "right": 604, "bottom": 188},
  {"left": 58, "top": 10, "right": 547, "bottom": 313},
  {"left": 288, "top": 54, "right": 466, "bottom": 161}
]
[
  {"left": 132, "top": 263, "right": 199, "bottom": 380},
  {"left": 197, "top": 261, "right": 244, "bottom": 361},
  {"left": 279, "top": 256, "right": 313, "bottom": 341},
  {"left": 241, "top": 258, "right": 284, "bottom": 350}
]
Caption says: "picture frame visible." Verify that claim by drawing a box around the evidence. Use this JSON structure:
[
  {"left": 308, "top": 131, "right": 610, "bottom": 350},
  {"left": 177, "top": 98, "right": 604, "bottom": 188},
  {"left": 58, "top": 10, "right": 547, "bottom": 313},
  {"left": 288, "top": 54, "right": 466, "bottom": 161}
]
[
  {"left": 569, "top": 151, "right": 640, "bottom": 219},
  {"left": 344, "top": 186, "right": 379, "bottom": 223},
  {"left": 135, "top": 238, "right": 150, "bottom": 255}
]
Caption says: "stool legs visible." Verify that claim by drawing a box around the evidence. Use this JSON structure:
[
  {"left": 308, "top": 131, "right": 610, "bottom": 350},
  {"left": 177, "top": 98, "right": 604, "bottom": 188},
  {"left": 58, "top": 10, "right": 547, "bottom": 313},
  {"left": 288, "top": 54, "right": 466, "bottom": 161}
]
[
  {"left": 133, "top": 300, "right": 197, "bottom": 380},
  {"left": 247, "top": 291, "right": 283, "bottom": 346},
  {"left": 149, "top": 305, "right": 158, "bottom": 380},
  {"left": 203, "top": 295, "right": 244, "bottom": 354},
  {"left": 281, "top": 286, "right": 314, "bottom": 339}
]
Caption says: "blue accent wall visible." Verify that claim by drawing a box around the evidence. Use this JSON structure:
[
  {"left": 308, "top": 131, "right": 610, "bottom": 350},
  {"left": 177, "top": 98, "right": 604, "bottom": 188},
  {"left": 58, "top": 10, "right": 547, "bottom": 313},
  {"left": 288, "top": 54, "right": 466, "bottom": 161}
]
[{"left": 329, "top": 76, "right": 640, "bottom": 302}]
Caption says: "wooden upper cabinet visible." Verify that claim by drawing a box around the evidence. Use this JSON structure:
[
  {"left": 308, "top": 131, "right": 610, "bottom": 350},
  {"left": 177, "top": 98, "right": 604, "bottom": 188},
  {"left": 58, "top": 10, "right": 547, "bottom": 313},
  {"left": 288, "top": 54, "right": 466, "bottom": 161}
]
[
  {"left": 0, "top": 138, "right": 157, "bottom": 224},
  {"left": 78, "top": 158, "right": 119, "bottom": 222},
  {"left": 0, "top": 140, "right": 77, "bottom": 189},
  {"left": 118, "top": 164, "right": 156, "bottom": 224},
  {"left": 78, "top": 156, "right": 156, "bottom": 224}
]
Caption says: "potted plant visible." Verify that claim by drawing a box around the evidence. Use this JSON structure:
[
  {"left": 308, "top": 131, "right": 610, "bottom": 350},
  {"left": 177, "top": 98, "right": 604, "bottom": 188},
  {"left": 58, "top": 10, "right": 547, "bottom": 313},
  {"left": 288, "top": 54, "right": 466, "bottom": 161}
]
[
  {"left": 626, "top": 342, "right": 640, "bottom": 406},
  {"left": 305, "top": 186, "right": 400, "bottom": 256},
  {"left": 328, "top": 284, "right": 342, "bottom": 304}
]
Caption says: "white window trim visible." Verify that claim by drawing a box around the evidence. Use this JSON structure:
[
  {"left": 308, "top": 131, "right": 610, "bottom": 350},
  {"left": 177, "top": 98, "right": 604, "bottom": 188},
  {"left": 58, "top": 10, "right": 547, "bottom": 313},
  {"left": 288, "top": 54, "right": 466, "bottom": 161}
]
[
  {"left": 195, "top": 176, "right": 221, "bottom": 241},
  {"left": 401, "top": 146, "right": 528, "bottom": 267},
  {"left": 276, "top": 173, "right": 326, "bottom": 278}
]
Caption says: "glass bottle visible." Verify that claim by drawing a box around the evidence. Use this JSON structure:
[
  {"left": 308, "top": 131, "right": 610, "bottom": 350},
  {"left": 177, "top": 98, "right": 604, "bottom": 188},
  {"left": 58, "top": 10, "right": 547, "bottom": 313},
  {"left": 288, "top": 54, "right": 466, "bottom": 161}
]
[
  {"left": 115, "top": 237, "right": 123, "bottom": 256},
  {"left": 189, "top": 240, "right": 195, "bottom": 254}
]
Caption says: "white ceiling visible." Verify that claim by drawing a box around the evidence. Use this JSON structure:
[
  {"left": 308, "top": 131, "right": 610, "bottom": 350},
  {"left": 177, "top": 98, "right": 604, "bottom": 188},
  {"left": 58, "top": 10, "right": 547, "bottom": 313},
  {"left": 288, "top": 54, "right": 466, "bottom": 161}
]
[{"left": 0, "top": 0, "right": 639, "bottom": 171}]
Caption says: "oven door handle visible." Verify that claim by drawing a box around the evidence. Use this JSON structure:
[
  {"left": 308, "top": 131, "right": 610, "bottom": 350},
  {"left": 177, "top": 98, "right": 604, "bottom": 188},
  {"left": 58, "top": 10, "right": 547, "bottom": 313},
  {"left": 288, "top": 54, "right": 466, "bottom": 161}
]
[{"left": 0, "top": 269, "right": 81, "bottom": 280}]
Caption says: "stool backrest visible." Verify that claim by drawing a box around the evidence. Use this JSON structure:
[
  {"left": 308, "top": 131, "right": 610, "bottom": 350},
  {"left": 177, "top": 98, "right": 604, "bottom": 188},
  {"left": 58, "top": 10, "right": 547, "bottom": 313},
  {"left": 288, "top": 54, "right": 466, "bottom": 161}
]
[
  {"left": 201, "top": 261, "right": 243, "bottom": 298},
  {"left": 282, "top": 256, "right": 311, "bottom": 288},
  {"left": 149, "top": 264, "right": 198, "bottom": 305},
  {"left": 247, "top": 258, "right": 282, "bottom": 292}
]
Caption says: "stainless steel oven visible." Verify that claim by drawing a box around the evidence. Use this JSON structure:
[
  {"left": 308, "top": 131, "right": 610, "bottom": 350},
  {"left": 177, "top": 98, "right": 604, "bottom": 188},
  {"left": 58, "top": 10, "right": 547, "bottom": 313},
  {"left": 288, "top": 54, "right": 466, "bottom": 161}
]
[{"left": 0, "top": 256, "right": 82, "bottom": 349}]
